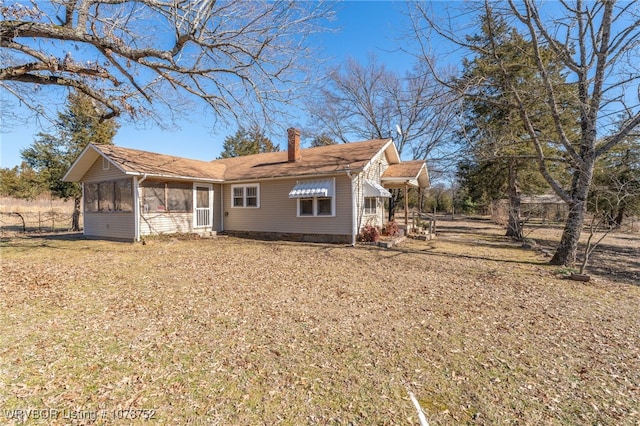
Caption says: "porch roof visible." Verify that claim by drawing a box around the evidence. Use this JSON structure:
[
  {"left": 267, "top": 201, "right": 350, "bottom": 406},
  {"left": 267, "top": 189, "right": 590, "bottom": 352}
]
[{"left": 381, "top": 161, "right": 430, "bottom": 188}]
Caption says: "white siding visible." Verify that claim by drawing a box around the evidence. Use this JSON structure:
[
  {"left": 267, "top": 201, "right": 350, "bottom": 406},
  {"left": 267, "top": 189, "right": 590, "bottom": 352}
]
[
  {"left": 137, "top": 181, "right": 220, "bottom": 236},
  {"left": 223, "top": 175, "right": 352, "bottom": 235},
  {"left": 139, "top": 212, "right": 192, "bottom": 235},
  {"left": 355, "top": 149, "right": 391, "bottom": 230}
]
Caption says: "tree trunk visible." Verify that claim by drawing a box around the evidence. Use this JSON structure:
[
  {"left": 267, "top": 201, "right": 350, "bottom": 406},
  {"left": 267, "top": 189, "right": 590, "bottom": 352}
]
[
  {"left": 505, "top": 160, "right": 523, "bottom": 240},
  {"left": 71, "top": 197, "right": 81, "bottom": 231},
  {"left": 613, "top": 204, "right": 625, "bottom": 229},
  {"left": 550, "top": 158, "right": 595, "bottom": 266}
]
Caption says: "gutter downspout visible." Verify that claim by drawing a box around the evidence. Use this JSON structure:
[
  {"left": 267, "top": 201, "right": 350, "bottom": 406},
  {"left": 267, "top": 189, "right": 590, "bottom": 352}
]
[
  {"left": 346, "top": 167, "right": 357, "bottom": 246},
  {"left": 134, "top": 174, "right": 148, "bottom": 242},
  {"left": 220, "top": 183, "right": 224, "bottom": 232}
]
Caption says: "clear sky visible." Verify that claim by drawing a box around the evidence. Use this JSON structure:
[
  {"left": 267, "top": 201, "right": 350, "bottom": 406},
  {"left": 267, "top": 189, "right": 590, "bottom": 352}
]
[{"left": 1, "top": 1, "right": 431, "bottom": 169}]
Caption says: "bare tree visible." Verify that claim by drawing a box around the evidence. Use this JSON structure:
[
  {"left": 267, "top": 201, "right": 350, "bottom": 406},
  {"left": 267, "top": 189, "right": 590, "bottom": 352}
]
[
  {"left": 1, "top": 0, "right": 334, "bottom": 127},
  {"left": 580, "top": 175, "right": 640, "bottom": 275},
  {"left": 410, "top": 0, "right": 640, "bottom": 266},
  {"left": 307, "top": 54, "right": 457, "bottom": 159}
]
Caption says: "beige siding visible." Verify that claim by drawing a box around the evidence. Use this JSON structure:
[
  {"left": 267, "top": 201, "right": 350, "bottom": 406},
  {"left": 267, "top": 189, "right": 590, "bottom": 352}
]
[
  {"left": 82, "top": 156, "right": 128, "bottom": 182},
  {"left": 84, "top": 212, "right": 134, "bottom": 240},
  {"left": 223, "top": 175, "right": 353, "bottom": 235},
  {"left": 81, "top": 156, "right": 134, "bottom": 239}
]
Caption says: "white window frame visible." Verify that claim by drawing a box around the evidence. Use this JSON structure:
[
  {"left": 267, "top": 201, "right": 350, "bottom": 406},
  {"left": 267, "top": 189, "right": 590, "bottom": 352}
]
[
  {"left": 231, "top": 184, "right": 260, "bottom": 208},
  {"left": 102, "top": 157, "right": 111, "bottom": 170},
  {"left": 364, "top": 197, "right": 377, "bottom": 215},
  {"left": 296, "top": 196, "right": 335, "bottom": 217}
]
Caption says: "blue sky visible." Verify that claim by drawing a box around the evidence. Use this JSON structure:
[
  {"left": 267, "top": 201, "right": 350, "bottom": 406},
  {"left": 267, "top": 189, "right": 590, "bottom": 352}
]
[{"left": 1, "top": 1, "right": 437, "bottom": 169}]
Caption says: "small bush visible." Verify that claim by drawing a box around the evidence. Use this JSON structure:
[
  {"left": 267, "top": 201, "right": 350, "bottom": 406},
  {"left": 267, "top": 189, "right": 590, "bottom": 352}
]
[
  {"left": 359, "top": 225, "right": 381, "bottom": 243},
  {"left": 382, "top": 221, "right": 400, "bottom": 237}
]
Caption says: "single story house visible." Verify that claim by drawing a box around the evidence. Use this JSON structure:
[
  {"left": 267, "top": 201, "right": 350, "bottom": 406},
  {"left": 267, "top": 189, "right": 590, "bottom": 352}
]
[{"left": 63, "top": 128, "right": 429, "bottom": 243}]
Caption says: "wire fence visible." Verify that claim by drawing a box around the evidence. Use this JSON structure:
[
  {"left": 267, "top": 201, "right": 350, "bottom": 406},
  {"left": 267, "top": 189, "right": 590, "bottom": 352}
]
[{"left": 0, "top": 210, "right": 81, "bottom": 234}]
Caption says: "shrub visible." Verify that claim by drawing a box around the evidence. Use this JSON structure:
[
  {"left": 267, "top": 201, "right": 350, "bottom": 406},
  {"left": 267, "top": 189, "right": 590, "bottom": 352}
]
[
  {"left": 359, "top": 225, "right": 380, "bottom": 242},
  {"left": 382, "top": 221, "right": 400, "bottom": 237}
]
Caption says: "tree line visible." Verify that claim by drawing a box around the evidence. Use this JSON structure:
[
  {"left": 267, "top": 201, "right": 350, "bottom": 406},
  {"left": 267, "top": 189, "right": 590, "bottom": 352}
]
[{"left": 2, "top": 0, "right": 639, "bottom": 267}]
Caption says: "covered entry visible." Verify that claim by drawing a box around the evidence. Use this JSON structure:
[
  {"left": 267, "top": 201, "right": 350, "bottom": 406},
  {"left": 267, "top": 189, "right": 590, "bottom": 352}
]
[{"left": 381, "top": 161, "right": 430, "bottom": 226}]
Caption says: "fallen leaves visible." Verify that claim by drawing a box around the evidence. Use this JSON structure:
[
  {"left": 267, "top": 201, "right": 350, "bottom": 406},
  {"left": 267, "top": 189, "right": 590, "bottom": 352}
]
[{"left": 0, "top": 223, "right": 639, "bottom": 424}]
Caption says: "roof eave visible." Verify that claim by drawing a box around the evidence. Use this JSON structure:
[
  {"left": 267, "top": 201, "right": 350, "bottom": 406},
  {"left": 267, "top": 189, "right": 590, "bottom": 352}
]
[
  {"left": 223, "top": 167, "right": 364, "bottom": 184},
  {"left": 132, "top": 173, "right": 224, "bottom": 183}
]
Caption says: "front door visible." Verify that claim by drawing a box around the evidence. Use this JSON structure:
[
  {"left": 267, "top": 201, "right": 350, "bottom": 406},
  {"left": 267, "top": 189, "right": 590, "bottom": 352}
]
[{"left": 194, "top": 184, "right": 213, "bottom": 229}]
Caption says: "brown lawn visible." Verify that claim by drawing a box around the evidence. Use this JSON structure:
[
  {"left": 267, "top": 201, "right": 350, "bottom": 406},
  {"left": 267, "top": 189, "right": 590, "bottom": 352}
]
[{"left": 1, "top": 218, "right": 639, "bottom": 425}]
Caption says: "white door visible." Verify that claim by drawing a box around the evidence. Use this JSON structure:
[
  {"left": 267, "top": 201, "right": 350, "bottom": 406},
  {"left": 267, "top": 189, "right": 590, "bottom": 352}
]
[{"left": 194, "top": 184, "right": 213, "bottom": 228}]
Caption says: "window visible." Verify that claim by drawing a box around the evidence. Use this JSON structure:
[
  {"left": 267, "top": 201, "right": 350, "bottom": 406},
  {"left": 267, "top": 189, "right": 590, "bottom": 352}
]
[
  {"left": 166, "top": 182, "right": 192, "bottom": 212},
  {"left": 364, "top": 197, "right": 377, "bottom": 215},
  {"left": 84, "top": 183, "right": 99, "bottom": 212},
  {"left": 233, "top": 187, "right": 244, "bottom": 207},
  {"left": 299, "top": 198, "right": 314, "bottom": 216},
  {"left": 102, "top": 157, "right": 111, "bottom": 170},
  {"left": 231, "top": 184, "right": 260, "bottom": 208},
  {"left": 98, "top": 181, "right": 115, "bottom": 211},
  {"left": 297, "top": 197, "right": 334, "bottom": 217},
  {"left": 116, "top": 180, "right": 133, "bottom": 211},
  {"left": 142, "top": 182, "right": 193, "bottom": 213},
  {"left": 245, "top": 186, "right": 258, "bottom": 207},
  {"left": 143, "top": 182, "right": 165, "bottom": 212},
  {"left": 317, "top": 198, "right": 332, "bottom": 215},
  {"left": 84, "top": 179, "right": 133, "bottom": 213},
  {"left": 290, "top": 178, "right": 335, "bottom": 217}
]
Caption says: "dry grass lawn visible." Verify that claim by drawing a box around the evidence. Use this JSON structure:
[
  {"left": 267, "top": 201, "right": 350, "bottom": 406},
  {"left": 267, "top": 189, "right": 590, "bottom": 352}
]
[{"left": 1, "top": 218, "right": 639, "bottom": 425}]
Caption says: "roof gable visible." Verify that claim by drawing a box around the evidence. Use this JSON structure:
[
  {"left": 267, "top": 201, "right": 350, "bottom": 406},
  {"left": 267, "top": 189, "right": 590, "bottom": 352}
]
[{"left": 63, "top": 144, "right": 226, "bottom": 182}]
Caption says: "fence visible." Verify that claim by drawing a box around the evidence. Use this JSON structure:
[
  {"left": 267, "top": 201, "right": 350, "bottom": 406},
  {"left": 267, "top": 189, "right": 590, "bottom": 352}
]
[
  {"left": 0, "top": 210, "right": 82, "bottom": 233},
  {"left": 0, "top": 196, "right": 80, "bottom": 234}
]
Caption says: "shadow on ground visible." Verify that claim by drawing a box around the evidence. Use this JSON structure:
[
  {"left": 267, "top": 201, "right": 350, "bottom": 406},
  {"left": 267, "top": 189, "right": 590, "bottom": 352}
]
[{"left": 424, "top": 216, "right": 640, "bottom": 286}]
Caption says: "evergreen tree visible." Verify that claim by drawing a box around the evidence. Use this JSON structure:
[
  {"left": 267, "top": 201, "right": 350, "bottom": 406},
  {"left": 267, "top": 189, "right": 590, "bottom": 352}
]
[
  {"left": 309, "top": 133, "right": 337, "bottom": 147},
  {"left": 412, "top": 1, "right": 640, "bottom": 265},
  {"left": 21, "top": 91, "right": 119, "bottom": 230},
  {"left": 457, "top": 12, "right": 575, "bottom": 239},
  {"left": 218, "top": 125, "right": 279, "bottom": 158},
  {"left": 0, "top": 163, "right": 45, "bottom": 199}
]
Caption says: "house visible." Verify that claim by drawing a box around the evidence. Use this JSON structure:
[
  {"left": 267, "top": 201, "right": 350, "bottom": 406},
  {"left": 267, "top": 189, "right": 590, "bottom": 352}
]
[{"left": 63, "top": 128, "right": 429, "bottom": 243}]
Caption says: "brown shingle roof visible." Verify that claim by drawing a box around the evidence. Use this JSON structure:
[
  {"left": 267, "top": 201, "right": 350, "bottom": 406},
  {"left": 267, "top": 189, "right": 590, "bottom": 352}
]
[
  {"left": 214, "top": 139, "right": 392, "bottom": 181},
  {"left": 97, "top": 145, "right": 226, "bottom": 181},
  {"left": 70, "top": 138, "right": 401, "bottom": 183},
  {"left": 382, "top": 160, "right": 425, "bottom": 178}
]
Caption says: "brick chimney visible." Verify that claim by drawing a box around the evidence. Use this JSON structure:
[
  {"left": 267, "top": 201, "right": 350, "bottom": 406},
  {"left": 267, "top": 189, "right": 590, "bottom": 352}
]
[{"left": 287, "top": 127, "right": 301, "bottom": 162}]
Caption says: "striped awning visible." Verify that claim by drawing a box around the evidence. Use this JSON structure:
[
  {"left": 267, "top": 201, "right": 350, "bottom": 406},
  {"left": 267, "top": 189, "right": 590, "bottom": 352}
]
[
  {"left": 363, "top": 179, "right": 392, "bottom": 198},
  {"left": 289, "top": 179, "right": 334, "bottom": 198}
]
